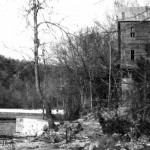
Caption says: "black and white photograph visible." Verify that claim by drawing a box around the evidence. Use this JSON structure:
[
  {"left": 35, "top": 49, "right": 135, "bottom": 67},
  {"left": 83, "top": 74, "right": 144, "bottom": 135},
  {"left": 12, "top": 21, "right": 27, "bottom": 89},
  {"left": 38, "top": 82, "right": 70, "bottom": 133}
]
[{"left": 0, "top": 0, "right": 150, "bottom": 149}]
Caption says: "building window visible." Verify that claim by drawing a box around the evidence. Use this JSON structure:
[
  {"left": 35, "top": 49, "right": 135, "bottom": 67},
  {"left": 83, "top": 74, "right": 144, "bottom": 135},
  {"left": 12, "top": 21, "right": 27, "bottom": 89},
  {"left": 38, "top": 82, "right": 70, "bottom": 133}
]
[
  {"left": 130, "top": 27, "right": 135, "bottom": 37},
  {"left": 131, "top": 50, "right": 134, "bottom": 60},
  {"left": 145, "top": 43, "right": 150, "bottom": 56}
]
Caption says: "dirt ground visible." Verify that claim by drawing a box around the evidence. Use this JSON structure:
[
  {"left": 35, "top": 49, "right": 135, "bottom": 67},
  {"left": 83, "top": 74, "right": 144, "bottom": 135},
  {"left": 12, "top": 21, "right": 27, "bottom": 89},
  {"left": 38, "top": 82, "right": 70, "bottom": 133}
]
[
  {"left": 0, "top": 113, "right": 100, "bottom": 150},
  {"left": 1, "top": 112, "right": 150, "bottom": 150},
  {"left": 0, "top": 140, "right": 62, "bottom": 150}
]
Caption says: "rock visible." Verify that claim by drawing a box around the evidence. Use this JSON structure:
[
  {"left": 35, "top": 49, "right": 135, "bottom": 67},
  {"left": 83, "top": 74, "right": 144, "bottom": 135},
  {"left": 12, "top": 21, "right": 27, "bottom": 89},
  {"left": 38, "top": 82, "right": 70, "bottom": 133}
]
[
  {"left": 52, "top": 143, "right": 61, "bottom": 149},
  {"left": 59, "top": 144, "right": 66, "bottom": 149},
  {"left": 43, "top": 125, "right": 49, "bottom": 131},
  {"left": 124, "top": 142, "right": 145, "bottom": 150},
  {"left": 88, "top": 142, "right": 99, "bottom": 150},
  {"left": 14, "top": 132, "right": 26, "bottom": 138},
  {"left": 133, "top": 144, "right": 144, "bottom": 150},
  {"left": 146, "top": 143, "right": 150, "bottom": 146},
  {"left": 60, "top": 120, "right": 64, "bottom": 125},
  {"left": 41, "top": 128, "right": 65, "bottom": 143},
  {"left": 36, "top": 129, "right": 44, "bottom": 136},
  {"left": 68, "top": 141, "right": 86, "bottom": 150},
  {"left": 139, "top": 135, "right": 149, "bottom": 143},
  {"left": 54, "top": 125, "right": 59, "bottom": 132},
  {"left": 47, "top": 118, "right": 55, "bottom": 128},
  {"left": 59, "top": 128, "right": 66, "bottom": 136},
  {"left": 83, "top": 116, "right": 88, "bottom": 121},
  {"left": 89, "top": 145, "right": 98, "bottom": 150},
  {"left": 42, "top": 132, "right": 50, "bottom": 139},
  {"left": 77, "top": 119, "right": 84, "bottom": 123},
  {"left": 27, "top": 145, "right": 39, "bottom": 149},
  {"left": 67, "top": 121, "right": 83, "bottom": 134}
]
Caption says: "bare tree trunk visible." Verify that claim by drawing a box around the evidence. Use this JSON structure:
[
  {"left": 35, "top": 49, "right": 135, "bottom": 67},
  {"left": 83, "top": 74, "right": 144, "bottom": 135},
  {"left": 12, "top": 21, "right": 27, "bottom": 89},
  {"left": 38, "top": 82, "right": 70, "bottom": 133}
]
[
  {"left": 89, "top": 80, "right": 92, "bottom": 109},
  {"left": 42, "top": 48, "right": 47, "bottom": 119},
  {"left": 79, "top": 87, "right": 84, "bottom": 109},
  {"left": 143, "top": 72, "right": 147, "bottom": 121},
  {"left": 89, "top": 69, "right": 93, "bottom": 109},
  {"left": 33, "top": 0, "right": 54, "bottom": 128},
  {"left": 25, "top": 81, "right": 31, "bottom": 106},
  {"left": 108, "top": 40, "right": 112, "bottom": 109},
  {"left": 33, "top": 0, "right": 41, "bottom": 98}
]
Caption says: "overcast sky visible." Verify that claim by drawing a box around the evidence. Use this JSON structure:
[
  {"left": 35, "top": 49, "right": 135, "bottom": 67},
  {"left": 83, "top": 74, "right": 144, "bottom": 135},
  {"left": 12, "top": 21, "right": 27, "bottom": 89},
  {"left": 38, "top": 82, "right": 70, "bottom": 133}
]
[{"left": 0, "top": 0, "right": 147, "bottom": 60}]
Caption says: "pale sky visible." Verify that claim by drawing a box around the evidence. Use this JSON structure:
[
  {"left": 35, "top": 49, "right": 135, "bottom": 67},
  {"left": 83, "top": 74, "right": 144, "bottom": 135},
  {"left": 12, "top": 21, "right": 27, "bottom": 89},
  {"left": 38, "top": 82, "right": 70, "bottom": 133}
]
[{"left": 0, "top": 0, "right": 147, "bottom": 60}]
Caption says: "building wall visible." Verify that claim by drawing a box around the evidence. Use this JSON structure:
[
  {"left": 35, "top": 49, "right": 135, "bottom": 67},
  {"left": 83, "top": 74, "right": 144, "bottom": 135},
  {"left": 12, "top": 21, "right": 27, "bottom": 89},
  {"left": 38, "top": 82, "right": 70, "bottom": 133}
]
[
  {"left": 120, "top": 21, "right": 150, "bottom": 68},
  {"left": 118, "top": 7, "right": 150, "bottom": 100},
  {"left": 0, "top": 119, "right": 16, "bottom": 136}
]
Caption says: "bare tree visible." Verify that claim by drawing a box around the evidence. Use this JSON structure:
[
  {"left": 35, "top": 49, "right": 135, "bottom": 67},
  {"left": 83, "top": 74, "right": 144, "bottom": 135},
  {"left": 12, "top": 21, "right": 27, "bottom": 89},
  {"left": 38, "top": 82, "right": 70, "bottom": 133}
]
[{"left": 25, "top": 0, "right": 68, "bottom": 127}]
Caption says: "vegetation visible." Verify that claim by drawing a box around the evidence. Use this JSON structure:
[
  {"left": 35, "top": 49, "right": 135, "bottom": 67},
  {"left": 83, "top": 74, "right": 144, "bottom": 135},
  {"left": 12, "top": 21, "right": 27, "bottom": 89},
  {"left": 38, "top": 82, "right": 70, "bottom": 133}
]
[
  {"left": 0, "top": 55, "right": 61, "bottom": 109},
  {"left": 1, "top": 24, "right": 150, "bottom": 124},
  {"left": 0, "top": 25, "right": 119, "bottom": 117}
]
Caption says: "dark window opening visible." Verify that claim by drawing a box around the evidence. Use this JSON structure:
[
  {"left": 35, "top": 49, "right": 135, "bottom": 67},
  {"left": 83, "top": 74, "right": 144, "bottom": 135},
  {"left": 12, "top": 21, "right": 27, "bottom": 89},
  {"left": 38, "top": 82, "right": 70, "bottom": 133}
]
[
  {"left": 131, "top": 50, "right": 134, "bottom": 60},
  {"left": 130, "top": 27, "right": 135, "bottom": 37},
  {"left": 145, "top": 43, "right": 150, "bottom": 56},
  {"left": 130, "top": 32, "right": 135, "bottom": 37}
]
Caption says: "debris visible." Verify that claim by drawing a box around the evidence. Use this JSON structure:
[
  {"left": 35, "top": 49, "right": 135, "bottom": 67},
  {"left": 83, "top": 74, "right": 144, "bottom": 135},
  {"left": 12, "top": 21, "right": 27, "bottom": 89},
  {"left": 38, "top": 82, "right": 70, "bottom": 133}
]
[{"left": 10, "top": 111, "right": 150, "bottom": 150}]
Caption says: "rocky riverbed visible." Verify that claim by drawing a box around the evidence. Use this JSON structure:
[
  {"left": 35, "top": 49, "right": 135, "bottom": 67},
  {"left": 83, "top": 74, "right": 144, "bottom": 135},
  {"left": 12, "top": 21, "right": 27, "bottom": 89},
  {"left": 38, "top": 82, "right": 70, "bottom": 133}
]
[{"left": 1, "top": 112, "right": 150, "bottom": 150}]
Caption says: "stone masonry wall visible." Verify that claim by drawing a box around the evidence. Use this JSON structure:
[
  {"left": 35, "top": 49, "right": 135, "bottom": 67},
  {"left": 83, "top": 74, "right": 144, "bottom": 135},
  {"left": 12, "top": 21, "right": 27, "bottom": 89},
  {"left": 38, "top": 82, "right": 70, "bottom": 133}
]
[
  {"left": 0, "top": 120, "right": 16, "bottom": 136},
  {"left": 120, "top": 21, "right": 150, "bottom": 67}
]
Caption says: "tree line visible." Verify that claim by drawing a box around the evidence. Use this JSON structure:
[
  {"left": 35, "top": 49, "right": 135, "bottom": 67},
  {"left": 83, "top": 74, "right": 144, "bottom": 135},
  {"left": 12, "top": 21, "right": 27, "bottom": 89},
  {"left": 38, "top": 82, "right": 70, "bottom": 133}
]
[
  {"left": 0, "top": 26, "right": 120, "bottom": 119},
  {"left": 0, "top": 25, "right": 150, "bottom": 121}
]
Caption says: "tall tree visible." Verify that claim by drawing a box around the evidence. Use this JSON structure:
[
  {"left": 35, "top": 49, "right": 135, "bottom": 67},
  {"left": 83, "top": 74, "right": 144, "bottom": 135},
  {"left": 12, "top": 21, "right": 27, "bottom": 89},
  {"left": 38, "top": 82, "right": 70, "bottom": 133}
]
[{"left": 25, "top": 0, "right": 69, "bottom": 126}]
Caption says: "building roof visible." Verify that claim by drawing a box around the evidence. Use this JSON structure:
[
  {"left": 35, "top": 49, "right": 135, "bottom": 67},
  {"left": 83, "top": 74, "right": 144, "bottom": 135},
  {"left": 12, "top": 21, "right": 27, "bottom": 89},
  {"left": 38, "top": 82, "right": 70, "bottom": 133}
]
[{"left": 117, "top": 6, "right": 150, "bottom": 21}]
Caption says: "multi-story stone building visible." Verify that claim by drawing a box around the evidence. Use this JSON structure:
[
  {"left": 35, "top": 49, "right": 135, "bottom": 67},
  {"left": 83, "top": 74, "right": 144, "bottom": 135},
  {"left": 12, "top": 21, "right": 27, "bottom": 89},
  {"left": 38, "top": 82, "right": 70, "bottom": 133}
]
[
  {"left": 118, "top": 20, "right": 150, "bottom": 68},
  {"left": 117, "top": 7, "right": 150, "bottom": 101}
]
